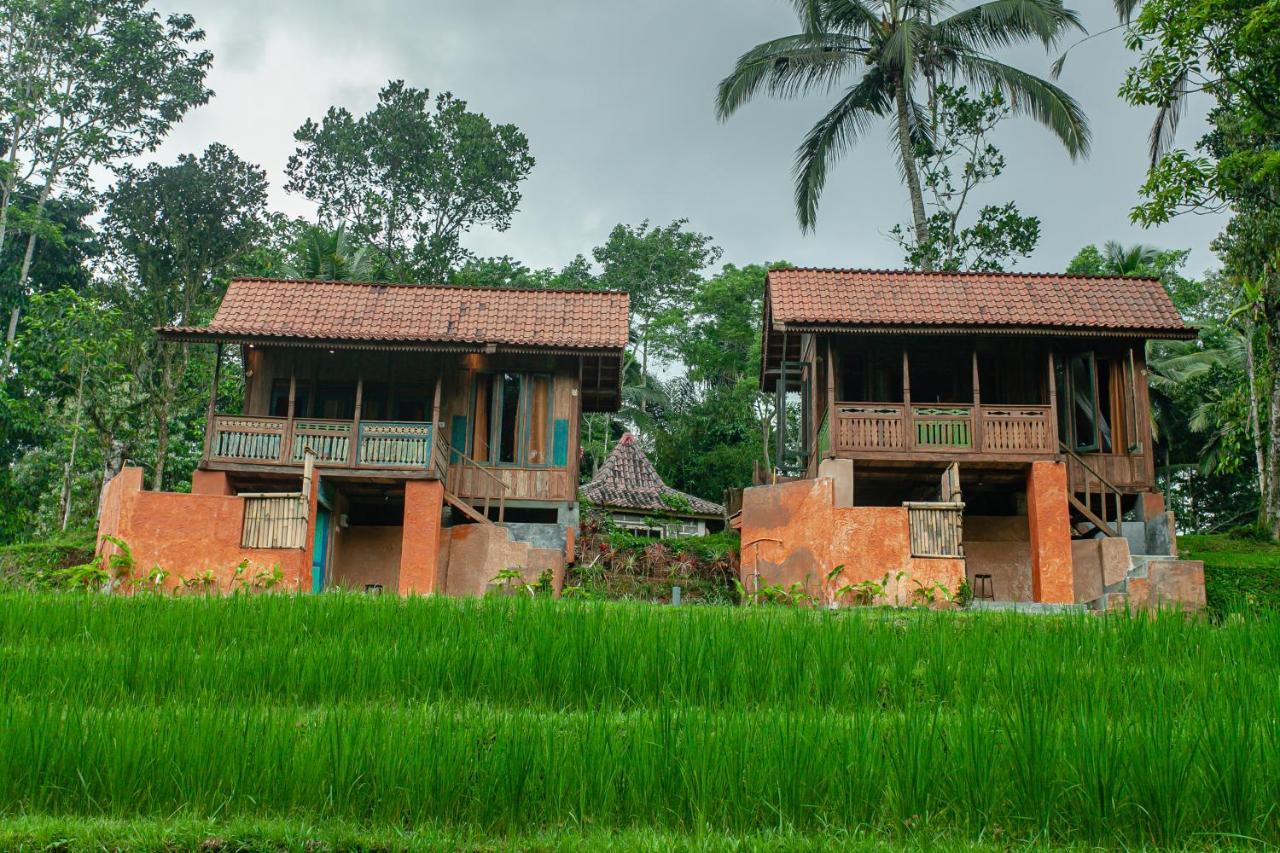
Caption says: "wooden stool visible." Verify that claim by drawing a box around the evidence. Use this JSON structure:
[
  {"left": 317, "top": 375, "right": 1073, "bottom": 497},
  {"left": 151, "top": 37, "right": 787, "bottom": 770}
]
[{"left": 973, "top": 574, "right": 994, "bottom": 600}]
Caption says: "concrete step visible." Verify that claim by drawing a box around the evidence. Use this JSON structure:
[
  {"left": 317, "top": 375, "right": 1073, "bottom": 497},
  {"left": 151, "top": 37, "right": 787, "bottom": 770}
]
[{"left": 967, "top": 600, "right": 1088, "bottom": 615}]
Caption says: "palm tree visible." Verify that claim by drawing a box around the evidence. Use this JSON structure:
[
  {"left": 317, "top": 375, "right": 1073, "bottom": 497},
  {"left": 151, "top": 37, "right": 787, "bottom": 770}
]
[
  {"left": 283, "top": 224, "right": 387, "bottom": 282},
  {"left": 1101, "top": 240, "right": 1161, "bottom": 276},
  {"left": 716, "top": 0, "right": 1090, "bottom": 249}
]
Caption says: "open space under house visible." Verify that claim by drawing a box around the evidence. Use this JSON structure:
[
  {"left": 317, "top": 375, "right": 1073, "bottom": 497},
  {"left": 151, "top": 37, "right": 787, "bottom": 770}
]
[
  {"left": 98, "top": 277, "right": 628, "bottom": 595},
  {"left": 737, "top": 268, "right": 1207, "bottom": 610}
]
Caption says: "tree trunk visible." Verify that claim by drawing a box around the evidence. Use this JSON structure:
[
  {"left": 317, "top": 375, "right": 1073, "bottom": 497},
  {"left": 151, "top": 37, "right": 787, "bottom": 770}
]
[
  {"left": 1243, "top": 321, "right": 1267, "bottom": 521},
  {"left": 60, "top": 367, "right": 86, "bottom": 531},
  {"left": 893, "top": 84, "right": 930, "bottom": 264},
  {"left": 1266, "top": 319, "right": 1280, "bottom": 540},
  {"left": 1, "top": 177, "right": 55, "bottom": 374},
  {"left": 97, "top": 438, "right": 128, "bottom": 523}
]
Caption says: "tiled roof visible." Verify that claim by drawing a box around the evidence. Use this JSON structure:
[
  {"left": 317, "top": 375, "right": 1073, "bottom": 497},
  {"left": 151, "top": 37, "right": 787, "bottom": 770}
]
[
  {"left": 581, "top": 434, "right": 724, "bottom": 517},
  {"left": 767, "top": 268, "right": 1193, "bottom": 334},
  {"left": 160, "top": 277, "right": 629, "bottom": 350}
]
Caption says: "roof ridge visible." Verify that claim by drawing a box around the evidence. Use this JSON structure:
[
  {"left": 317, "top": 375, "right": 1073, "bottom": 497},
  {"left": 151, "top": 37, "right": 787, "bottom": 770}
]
[
  {"left": 769, "top": 267, "right": 1163, "bottom": 283},
  {"left": 230, "top": 277, "right": 627, "bottom": 296}
]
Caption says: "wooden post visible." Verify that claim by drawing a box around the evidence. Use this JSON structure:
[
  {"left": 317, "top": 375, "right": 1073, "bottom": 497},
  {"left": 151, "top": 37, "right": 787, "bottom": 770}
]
[
  {"left": 202, "top": 341, "right": 223, "bottom": 463},
  {"left": 825, "top": 339, "right": 836, "bottom": 459},
  {"left": 902, "top": 345, "right": 913, "bottom": 450},
  {"left": 971, "top": 345, "right": 982, "bottom": 452},
  {"left": 301, "top": 447, "right": 316, "bottom": 533},
  {"left": 350, "top": 373, "right": 364, "bottom": 467},
  {"left": 282, "top": 360, "right": 298, "bottom": 464},
  {"left": 1047, "top": 350, "right": 1060, "bottom": 452}
]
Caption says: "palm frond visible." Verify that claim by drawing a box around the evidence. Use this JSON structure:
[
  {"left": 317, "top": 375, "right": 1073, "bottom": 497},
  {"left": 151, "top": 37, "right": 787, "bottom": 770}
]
[
  {"left": 1147, "top": 65, "right": 1189, "bottom": 167},
  {"left": 793, "top": 72, "right": 894, "bottom": 231},
  {"left": 937, "top": 0, "right": 1085, "bottom": 51},
  {"left": 953, "top": 54, "right": 1091, "bottom": 158},
  {"left": 1114, "top": 0, "right": 1142, "bottom": 23},
  {"left": 715, "top": 33, "right": 869, "bottom": 121}
]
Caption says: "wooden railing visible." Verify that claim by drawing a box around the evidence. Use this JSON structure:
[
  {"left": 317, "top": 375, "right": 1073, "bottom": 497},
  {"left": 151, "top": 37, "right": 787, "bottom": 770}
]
[
  {"left": 1062, "top": 444, "right": 1124, "bottom": 537},
  {"left": 208, "top": 414, "right": 436, "bottom": 472},
  {"left": 832, "top": 402, "right": 1054, "bottom": 455},
  {"left": 905, "top": 501, "right": 965, "bottom": 558},
  {"left": 439, "top": 438, "right": 510, "bottom": 522},
  {"left": 980, "top": 405, "right": 1054, "bottom": 452}
]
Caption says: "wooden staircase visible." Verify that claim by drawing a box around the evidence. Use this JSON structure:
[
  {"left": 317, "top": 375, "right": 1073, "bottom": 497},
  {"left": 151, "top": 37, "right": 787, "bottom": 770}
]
[
  {"left": 1061, "top": 444, "right": 1124, "bottom": 538},
  {"left": 439, "top": 438, "right": 509, "bottom": 525}
]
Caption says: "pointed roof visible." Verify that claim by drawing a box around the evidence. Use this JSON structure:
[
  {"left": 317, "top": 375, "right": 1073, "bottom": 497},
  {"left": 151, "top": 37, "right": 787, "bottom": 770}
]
[{"left": 581, "top": 434, "right": 724, "bottom": 518}]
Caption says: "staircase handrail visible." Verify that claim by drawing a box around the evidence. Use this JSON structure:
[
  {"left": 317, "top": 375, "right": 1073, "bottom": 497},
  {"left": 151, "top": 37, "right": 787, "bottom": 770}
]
[
  {"left": 1059, "top": 442, "right": 1123, "bottom": 538},
  {"left": 437, "top": 436, "right": 509, "bottom": 523}
]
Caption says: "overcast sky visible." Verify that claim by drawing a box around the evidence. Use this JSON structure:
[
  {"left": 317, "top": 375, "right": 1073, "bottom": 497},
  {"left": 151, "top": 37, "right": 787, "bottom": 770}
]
[{"left": 148, "top": 0, "right": 1226, "bottom": 278}]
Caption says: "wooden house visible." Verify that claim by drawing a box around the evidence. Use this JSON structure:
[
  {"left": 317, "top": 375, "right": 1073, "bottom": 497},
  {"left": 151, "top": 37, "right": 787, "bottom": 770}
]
[
  {"left": 739, "top": 268, "right": 1207, "bottom": 609},
  {"left": 97, "top": 277, "right": 628, "bottom": 596}
]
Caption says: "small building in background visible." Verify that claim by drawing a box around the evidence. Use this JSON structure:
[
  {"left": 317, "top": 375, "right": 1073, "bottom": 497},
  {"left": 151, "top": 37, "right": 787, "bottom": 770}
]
[{"left": 581, "top": 434, "right": 724, "bottom": 538}]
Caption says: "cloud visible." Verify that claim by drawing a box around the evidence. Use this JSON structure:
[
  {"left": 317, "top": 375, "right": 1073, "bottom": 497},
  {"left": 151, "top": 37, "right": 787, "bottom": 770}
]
[{"left": 150, "top": 0, "right": 1227, "bottom": 276}]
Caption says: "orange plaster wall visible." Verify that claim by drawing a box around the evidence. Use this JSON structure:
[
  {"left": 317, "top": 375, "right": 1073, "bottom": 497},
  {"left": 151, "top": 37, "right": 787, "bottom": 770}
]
[
  {"left": 739, "top": 479, "right": 834, "bottom": 597},
  {"left": 191, "top": 469, "right": 235, "bottom": 495},
  {"left": 1026, "top": 461, "right": 1075, "bottom": 604},
  {"left": 739, "top": 479, "right": 965, "bottom": 606},
  {"left": 332, "top": 526, "right": 402, "bottom": 591},
  {"left": 97, "top": 467, "right": 308, "bottom": 592},
  {"left": 398, "top": 479, "right": 444, "bottom": 594}
]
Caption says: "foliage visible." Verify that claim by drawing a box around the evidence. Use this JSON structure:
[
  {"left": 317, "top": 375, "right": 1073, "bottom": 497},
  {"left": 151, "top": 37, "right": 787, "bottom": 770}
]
[
  {"left": 569, "top": 512, "right": 738, "bottom": 603},
  {"left": 716, "top": 0, "right": 1089, "bottom": 246},
  {"left": 102, "top": 144, "right": 268, "bottom": 490},
  {"left": 0, "top": 530, "right": 94, "bottom": 589},
  {"left": 891, "top": 85, "right": 1040, "bottom": 271},
  {"left": 285, "top": 81, "right": 534, "bottom": 281},
  {"left": 1120, "top": 0, "right": 1280, "bottom": 538},
  {"left": 281, "top": 222, "right": 388, "bottom": 282},
  {"left": 1180, "top": 533, "right": 1280, "bottom": 614},
  {"left": 4, "top": 593, "right": 1280, "bottom": 845}
]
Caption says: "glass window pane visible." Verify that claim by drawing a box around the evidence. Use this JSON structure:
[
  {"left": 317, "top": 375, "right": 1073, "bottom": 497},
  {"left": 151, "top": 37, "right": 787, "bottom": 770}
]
[
  {"left": 1071, "top": 353, "right": 1098, "bottom": 452},
  {"left": 527, "top": 376, "right": 550, "bottom": 465},
  {"left": 471, "top": 374, "right": 492, "bottom": 462},
  {"left": 498, "top": 373, "right": 521, "bottom": 464}
]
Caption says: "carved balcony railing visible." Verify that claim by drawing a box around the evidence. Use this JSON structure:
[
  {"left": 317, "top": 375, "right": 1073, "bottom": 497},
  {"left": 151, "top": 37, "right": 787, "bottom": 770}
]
[
  {"left": 832, "top": 402, "right": 1055, "bottom": 455},
  {"left": 207, "top": 414, "right": 437, "bottom": 472}
]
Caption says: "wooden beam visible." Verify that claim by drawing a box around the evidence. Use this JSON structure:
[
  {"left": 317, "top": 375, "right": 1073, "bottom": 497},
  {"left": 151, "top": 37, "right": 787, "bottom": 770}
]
[
  {"left": 202, "top": 341, "right": 223, "bottom": 463},
  {"left": 971, "top": 344, "right": 982, "bottom": 453},
  {"left": 902, "top": 346, "right": 913, "bottom": 451},
  {"left": 349, "top": 373, "right": 364, "bottom": 466},
  {"left": 282, "top": 358, "right": 298, "bottom": 463},
  {"left": 1048, "top": 350, "right": 1060, "bottom": 451},
  {"left": 825, "top": 339, "right": 836, "bottom": 460}
]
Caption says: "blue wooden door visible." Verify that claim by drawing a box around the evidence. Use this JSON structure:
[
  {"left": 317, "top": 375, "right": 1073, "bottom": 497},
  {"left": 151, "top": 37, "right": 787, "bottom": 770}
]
[{"left": 311, "top": 507, "right": 331, "bottom": 593}]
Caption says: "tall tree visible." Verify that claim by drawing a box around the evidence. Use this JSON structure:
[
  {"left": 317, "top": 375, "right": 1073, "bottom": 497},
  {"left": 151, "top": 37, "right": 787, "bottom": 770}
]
[
  {"left": 1121, "top": 0, "right": 1280, "bottom": 538},
  {"left": 102, "top": 144, "right": 267, "bottom": 491},
  {"left": 716, "top": 0, "right": 1089, "bottom": 250},
  {"left": 592, "top": 220, "right": 721, "bottom": 425},
  {"left": 0, "top": 0, "right": 212, "bottom": 367},
  {"left": 285, "top": 81, "right": 534, "bottom": 281}
]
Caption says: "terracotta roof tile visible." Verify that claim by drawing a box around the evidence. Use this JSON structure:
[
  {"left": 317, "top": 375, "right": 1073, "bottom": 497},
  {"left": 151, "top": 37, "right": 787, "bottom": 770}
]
[
  {"left": 767, "top": 268, "right": 1191, "bottom": 334},
  {"left": 581, "top": 434, "right": 724, "bottom": 517},
  {"left": 161, "top": 277, "right": 629, "bottom": 351}
]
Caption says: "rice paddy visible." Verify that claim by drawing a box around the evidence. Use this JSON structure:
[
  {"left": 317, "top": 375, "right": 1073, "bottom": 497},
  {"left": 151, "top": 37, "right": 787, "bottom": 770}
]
[{"left": 1, "top": 592, "right": 1278, "bottom": 849}]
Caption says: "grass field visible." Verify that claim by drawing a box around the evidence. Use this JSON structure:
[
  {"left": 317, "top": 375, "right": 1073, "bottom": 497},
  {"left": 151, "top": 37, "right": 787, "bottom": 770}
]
[{"left": 1, "top": 593, "right": 1279, "bottom": 850}]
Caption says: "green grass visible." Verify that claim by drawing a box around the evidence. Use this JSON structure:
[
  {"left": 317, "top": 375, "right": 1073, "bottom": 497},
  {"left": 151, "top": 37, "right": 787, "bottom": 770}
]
[
  {"left": 2, "top": 593, "right": 1279, "bottom": 849},
  {"left": 1180, "top": 532, "right": 1280, "bottom": 613},
  {"left": 0, "top": 529, "right": 95, "bottom": 590}
]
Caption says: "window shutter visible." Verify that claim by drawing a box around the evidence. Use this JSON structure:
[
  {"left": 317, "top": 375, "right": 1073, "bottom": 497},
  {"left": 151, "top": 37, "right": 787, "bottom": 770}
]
[{"left": 552, "top": 418, "right": 570, "bottom": 467}]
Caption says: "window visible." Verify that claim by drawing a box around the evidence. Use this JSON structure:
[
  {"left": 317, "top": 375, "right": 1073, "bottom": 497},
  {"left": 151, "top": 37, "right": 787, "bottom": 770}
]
[
  {"left": 469, "top": 372, "right": 555, "bottom": 466},
  {"left": 1058, "top": 352, "right": 1108, "bottom": 453},
  {"left": 527, "top": 375, "right": 551, "bottom": 465},
  {"left": 315, "top": 382, "right": 356, "bottom": 419},
  {"left": 394, "top": 388, "right": 429, "bottom": 422},
  {"left": 269, "top": 380, "right": 310, "bottom": 418}
]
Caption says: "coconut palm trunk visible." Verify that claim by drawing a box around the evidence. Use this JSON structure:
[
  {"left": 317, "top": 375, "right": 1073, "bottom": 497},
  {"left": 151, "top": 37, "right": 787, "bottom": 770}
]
[{"left": 894, "top": 84, "right": 930, "bottom": 252}]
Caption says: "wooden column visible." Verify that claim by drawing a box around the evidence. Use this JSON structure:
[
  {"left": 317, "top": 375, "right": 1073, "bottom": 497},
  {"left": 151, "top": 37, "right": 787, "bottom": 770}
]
[
  {"left": 1047, "top": 350, "right": 1060, "bottom": 452},
  {"left": 201, "top": 341, "right": 223, "bottom": 463},
  {"left": 971, "top": 345, "right": 983, "bottom": 452},
  {"left": 825, "top": 339, "right": 836, "bottom": 459},
  {"left": 282, "top": 360, "right": 297, "bottom": 463},
  {"left": 902, "top": 345, "right": 913, "bottom": 450},
  {"left": 349, "top": 373, "right": 364, "bottom": 467}
]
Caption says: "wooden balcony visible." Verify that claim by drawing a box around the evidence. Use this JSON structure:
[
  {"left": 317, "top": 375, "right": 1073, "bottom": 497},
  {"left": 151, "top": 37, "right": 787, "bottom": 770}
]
[
  {"left": 831, "top": 402, "right": 1056, "bottom": 457},
  {"left": 206, "top": 414, "right": 446, "bottom": 477}
]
